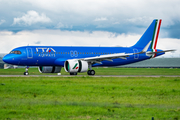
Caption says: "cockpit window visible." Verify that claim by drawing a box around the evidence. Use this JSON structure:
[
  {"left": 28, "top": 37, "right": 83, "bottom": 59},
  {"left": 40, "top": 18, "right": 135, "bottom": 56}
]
[{"left": 9, "top": 50, "right": 21, "bottom": 54}]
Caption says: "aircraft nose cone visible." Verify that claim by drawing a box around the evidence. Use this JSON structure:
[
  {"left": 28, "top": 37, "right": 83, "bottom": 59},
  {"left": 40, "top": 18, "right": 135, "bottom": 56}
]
[
  {"left": 2, "top": 55, "right": 12, "bottom": 64},
  {"left": 3, "top": 56, "right": 8, "bottom": 63}
]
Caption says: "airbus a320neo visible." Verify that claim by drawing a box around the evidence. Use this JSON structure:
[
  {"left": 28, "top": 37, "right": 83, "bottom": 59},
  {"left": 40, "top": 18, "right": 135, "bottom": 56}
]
[{"left": 3, "top": 19, "right": 174, "bottom": 75}]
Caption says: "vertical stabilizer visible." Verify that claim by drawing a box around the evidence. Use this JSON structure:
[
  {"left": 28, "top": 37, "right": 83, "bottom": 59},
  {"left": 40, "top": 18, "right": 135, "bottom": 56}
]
[{"left": 133, "top": 19, "right": 162, "bottom": 54}]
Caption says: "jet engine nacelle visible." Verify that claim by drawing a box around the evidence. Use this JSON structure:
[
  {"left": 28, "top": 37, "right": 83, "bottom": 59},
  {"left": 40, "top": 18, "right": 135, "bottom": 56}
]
[
  {"left": 38, "top": 66, "right": 61, "bottom": 73},
  {"left": 64, "top": 59, "right": 88, "bottom": 73}
]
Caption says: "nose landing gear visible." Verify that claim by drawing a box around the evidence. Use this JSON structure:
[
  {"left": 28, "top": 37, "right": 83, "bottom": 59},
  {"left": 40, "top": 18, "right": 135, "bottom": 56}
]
[{"left": 24, "top": 66, "right": 29, "bottom": 75}]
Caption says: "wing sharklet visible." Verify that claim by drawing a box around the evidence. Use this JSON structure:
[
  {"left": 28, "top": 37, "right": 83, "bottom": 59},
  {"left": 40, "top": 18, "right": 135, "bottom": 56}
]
[
  {"left": 142, "top": 41, "right": 152, "bottom": 53},
  {"left": 134, "top": 41, "right": 152, "bottom": 55}
]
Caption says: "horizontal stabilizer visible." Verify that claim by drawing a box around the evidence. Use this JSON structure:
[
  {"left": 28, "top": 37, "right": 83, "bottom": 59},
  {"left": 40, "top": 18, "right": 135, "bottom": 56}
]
[{"left": 146, "top": 49, "right": 176, "bottom": 56}]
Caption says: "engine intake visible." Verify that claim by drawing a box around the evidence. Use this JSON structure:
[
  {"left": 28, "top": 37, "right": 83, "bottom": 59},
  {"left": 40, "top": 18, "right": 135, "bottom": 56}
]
[
  {"left": 64, "top": 60, "right": 88, "bottom": 73},
  {"left": 38, "top": 66, "right": 61, "bottom": 73}
]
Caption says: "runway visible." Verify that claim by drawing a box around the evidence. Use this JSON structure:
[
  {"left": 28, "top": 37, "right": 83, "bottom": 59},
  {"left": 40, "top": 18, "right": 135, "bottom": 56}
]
[{"left": 0, "top": 75, "right": 180, "bottom": 77}]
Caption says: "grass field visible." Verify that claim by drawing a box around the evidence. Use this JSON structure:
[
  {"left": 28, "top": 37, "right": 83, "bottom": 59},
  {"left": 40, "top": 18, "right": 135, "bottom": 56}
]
[
  {"left": 0, "top": 68, "right": 180, "bottom": 119},
  {"left": 0, "top": 67, "right": 180, "bottom": 75},
  {"left": 0, "top": 76, "right": 180, "bottom": 120}
]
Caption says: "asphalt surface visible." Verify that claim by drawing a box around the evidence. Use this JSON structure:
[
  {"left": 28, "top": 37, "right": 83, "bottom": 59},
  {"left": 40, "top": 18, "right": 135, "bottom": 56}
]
[{"left": 0, "top": 75, "right": 180, "bottom": 77}]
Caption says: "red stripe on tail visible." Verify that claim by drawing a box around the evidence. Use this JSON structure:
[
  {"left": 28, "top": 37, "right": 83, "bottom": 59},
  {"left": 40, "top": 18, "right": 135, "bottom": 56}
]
[
  {"left": 154, "top": 19, "right": 162, "bottom": 49},
  {"left": 154, "top": 49, "right": 157, "bottom": 57}
]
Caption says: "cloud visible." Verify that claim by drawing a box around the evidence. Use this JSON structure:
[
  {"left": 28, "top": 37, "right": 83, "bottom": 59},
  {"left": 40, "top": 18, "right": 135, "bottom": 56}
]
[
  {"left": 34, "top": 41, "right": 41, "bottom": 44},
  {"left": 0, "top": 0, "right": 180, "bottom": 39},
  {"left": 126, "top": 16, "right": 154, "bottom": 25},
  {"left": 94, "top": 17, "right": 108, "bottom": 21},
  {"left": 55, "top": 22, "right": 73, "bottom": 29},
  {"left": 157, "top": 38, "right": 180, "bottom": 58},
  {"left": 0, "top": 19, "right": 5, "bottom": 25},
  {"left": 12, "top": 10, "right": 51, "bottom": 26},
  {"left": 0, "top": 30, "right": 137, "bottom": 53}
]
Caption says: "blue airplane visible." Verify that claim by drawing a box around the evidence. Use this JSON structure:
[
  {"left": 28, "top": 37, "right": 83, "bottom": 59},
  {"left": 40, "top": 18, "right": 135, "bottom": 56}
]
[{"left": 3, "top": 19, "right": 174, "bottom": 75}]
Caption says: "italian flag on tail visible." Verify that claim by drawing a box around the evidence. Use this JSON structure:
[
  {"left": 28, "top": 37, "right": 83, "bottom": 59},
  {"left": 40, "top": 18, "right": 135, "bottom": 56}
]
[{"left": 150, "top": 19, "right": 162, "bottom": 58}]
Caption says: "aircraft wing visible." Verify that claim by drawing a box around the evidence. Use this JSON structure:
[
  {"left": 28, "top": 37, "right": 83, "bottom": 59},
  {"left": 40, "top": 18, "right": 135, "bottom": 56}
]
[
  {"left": 80, "top": 42, "right": 175, "bottom": 64},
  {"left": 81, "top": 53, "right": 132, "bottom": 64},
  {"left": 81, "top": 41, "right": 152, "bottom": 64}
]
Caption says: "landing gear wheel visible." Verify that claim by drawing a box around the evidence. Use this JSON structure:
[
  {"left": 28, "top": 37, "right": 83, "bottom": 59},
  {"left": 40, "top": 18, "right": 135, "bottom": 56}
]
[
  {"left": 70, "top": 72, "right": 77, "bottom": 75},
  {"left": 24, "top": 72, "right": 29, "bottom": 75},
  {"left": 87, "top": 70, "right": 91, "bottom": 75},
  {"left": 87, "top": 70, "right": 95, "bottom": 75},
  {"left": 90, "top": 70, "right": 95, "bottom": 75},
  {"left": 24, "top": 66, "right": 29, "bottom": 75}
]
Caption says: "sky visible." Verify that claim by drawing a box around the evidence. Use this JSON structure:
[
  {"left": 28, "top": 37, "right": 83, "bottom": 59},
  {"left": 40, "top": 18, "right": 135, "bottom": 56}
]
[{"left": 0, "top": 0, "right": 180, "bottom": 57}]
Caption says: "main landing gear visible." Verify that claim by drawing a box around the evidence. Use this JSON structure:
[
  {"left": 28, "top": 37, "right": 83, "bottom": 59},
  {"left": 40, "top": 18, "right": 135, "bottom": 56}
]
[
  {"left": 69, "top": 66, "right": 95, "bottom": 76},
  {"left": 24, "top": 66, "right": 29, "bottom": 75},
  {"left": 87, "top": 64, "right": 95, "bottom": 75},
  {"left": 87, "top": 70, "right": 95, "bottom": 75},
  {"left": 69, "top": 70, "right": 95, "bottom": 75}
]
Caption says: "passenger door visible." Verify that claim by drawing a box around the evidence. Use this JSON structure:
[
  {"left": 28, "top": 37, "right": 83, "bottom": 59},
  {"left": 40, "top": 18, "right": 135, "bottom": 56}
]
[{"left": 26, "top": 48, "right": 33, "bottom": 59}]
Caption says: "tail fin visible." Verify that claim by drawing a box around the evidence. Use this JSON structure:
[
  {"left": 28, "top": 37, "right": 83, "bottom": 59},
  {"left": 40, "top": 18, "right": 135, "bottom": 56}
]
[{"left": 133, "top": 19, "right": 162, "bottom": 51}]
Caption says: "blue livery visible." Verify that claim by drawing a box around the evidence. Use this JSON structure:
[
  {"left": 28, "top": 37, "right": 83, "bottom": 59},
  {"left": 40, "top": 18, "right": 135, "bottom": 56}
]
[{"left": 2, "top": 19, "right": 174, "bottom": 75}]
